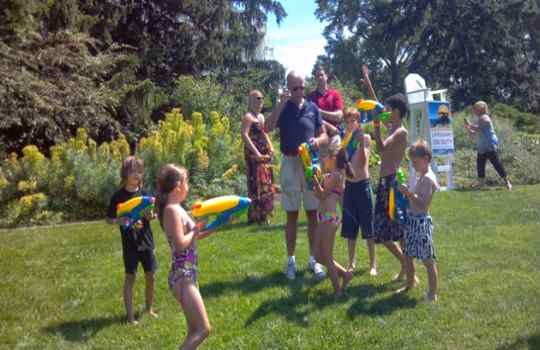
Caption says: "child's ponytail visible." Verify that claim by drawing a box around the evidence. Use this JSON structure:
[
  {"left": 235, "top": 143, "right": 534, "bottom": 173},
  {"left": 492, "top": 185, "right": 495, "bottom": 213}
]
[{"left": 156, "top": 164, "right": 187, "bottom": 227}]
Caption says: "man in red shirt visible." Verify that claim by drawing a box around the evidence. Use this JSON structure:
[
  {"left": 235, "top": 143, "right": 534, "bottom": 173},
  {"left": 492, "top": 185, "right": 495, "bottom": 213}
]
[{"left": 308, "top": 67, "right": 344, "bottom": 157}]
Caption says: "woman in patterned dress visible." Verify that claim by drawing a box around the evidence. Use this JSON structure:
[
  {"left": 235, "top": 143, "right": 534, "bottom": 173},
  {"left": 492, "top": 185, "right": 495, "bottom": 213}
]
[{"left": 242, "top": 90, "right": 275, "bottom": 224}]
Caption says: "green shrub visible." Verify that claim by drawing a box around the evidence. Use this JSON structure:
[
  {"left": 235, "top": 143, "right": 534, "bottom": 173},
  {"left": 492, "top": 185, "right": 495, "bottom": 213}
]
[
  {"left": 491, "top": 103, "right": 540, "bottom": 134},
  {"left": 171, "top": 76, "right": 239, "bottom": 127}
]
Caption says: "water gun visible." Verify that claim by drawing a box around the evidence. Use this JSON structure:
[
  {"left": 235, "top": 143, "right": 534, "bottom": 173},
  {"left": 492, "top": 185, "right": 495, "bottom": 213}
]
[
  {"left": 388, "top": 168, "right": 409, "bottom": 224},
  {"left": 298, "top": 142, "right": 321, "bottom": 189},
  {"left": 116, "top": 196, "right": 155, "bottom": 228},
  {"left": 340, "top": 129, "right": 360, "bottom": 160},
  {"left": 191, "top": 195, "right": 251, "bottom": 232},
  {"left": 355, "top": 99, "right": 391, "bottom": 124}
]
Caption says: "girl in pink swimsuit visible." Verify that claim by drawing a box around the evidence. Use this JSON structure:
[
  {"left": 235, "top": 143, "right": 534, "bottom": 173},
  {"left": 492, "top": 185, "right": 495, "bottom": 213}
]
[
  {"left": 156, "top": 164, "right": 212, "bottom": 350},
  {"left": 313, "top": 148, "right": 355, "bottom": 297}
]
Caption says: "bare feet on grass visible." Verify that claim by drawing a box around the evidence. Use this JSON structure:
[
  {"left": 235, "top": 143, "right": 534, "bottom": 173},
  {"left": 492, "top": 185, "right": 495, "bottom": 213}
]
[
  {"left": 146, "top": 308, "right": 159, "bottom": 318},
  {"left": 424, "top": 291, "right": 438, "bottom": 303},
  {"left": 127, "top": 317, "right": 139, "bottom": 325},
  {"left": 347, "top": 263, "right": 356, "bottom": 273},
  {"left": 342, "top": 270, "right": 354, "bottom": 292},
  {"left": 395, "top": 276, "right": 420, "bottom": 294},
  {"left": 334, "top": 289, "right": 344, "bottom": 299},
  {"left": 392, "top": 270, "right": 405, "bottom": 282}
]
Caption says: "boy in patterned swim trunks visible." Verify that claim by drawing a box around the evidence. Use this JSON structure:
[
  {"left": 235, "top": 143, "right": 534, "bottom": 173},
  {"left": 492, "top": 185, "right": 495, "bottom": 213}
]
[
  {"left": 362, "top": 66, "right": 412, "bottom": 282},
  {"left": 397, "top": 140, "right": 440, "bottom": 302}
]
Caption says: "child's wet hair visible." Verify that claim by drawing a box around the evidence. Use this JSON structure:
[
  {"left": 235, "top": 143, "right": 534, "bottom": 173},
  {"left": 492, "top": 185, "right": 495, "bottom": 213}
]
[
  {"left": 344, "top": 107, "right": 360, "bottom": 122},
  {"left": 120, "top": 156, "right": 144, "bottom": 185},
  {"left": 155, "top": 164, "right": 188, "bottom": 226},
  {"left": 386, "top": 93, "right": 409, "bottom": 119},
  {"left": 408, "top": 139, "right": 432, "bottom": 161}
]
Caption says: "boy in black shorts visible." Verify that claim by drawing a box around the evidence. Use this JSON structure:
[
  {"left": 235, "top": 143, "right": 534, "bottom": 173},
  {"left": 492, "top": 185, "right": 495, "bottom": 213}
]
[{"left": 107, "top": 156, "right": 158, "bottom": 324}]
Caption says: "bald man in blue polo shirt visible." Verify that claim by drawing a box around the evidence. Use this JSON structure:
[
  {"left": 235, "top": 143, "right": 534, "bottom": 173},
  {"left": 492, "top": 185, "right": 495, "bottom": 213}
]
[{"left": 266, "top": 71, "right": 329, "bottom": 280}]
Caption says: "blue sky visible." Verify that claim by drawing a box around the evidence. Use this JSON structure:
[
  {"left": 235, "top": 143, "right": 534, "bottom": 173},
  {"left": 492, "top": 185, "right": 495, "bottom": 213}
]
[{"left": 266, "top": 0, "right": 327, "bottom": 79}]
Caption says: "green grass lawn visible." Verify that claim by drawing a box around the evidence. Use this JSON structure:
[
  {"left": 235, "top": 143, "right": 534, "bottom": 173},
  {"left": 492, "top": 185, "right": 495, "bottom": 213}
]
[{"left": 1, "top": 185, "right": 539, "bottom": 349}]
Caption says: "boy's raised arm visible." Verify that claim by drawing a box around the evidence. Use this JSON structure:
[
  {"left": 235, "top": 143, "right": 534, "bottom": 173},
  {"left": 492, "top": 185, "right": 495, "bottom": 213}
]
[{"left": 361, "top": 65, "right": 378, "bottom": 101}]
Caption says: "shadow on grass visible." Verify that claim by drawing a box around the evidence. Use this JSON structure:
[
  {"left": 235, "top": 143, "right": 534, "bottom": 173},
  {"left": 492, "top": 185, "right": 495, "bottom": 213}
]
[
  {"left": 43, "top": 314, "right": 124, "bottom": 343},
  {"left": 345, "top": 282, "right": 418, "bottom": 319},
  {"left": 200, "top": 270, "right": 287, "bottom": 298},
  {"left": 496, "top": 332, "right": 540, "bottom": 350},
  {"left": 204, "top": 268, "right": 418, "bottom": 327},
  {"left": 241, "top": 272, "right": 418, "bottom": 328},
  {"left": 244, "top": 270, "right": 339, "bottom": 328}
]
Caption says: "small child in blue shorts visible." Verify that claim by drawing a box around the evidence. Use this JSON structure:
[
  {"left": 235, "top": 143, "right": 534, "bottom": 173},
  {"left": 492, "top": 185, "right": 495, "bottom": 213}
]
[
  {"left": 397, "top": 140, "right": 440, "bottom": 302},
  {"left": 340, "top": 108, "right": 377, "bottom": 276}
]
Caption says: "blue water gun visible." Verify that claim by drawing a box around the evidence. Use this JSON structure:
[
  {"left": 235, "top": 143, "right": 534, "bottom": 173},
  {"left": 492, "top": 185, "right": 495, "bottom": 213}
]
[
  {"left": 394, "top": 169, "right": 409, "bottom": 224},
  {"left": 340, "top": 129, "right": 360, "bottom": 160}
]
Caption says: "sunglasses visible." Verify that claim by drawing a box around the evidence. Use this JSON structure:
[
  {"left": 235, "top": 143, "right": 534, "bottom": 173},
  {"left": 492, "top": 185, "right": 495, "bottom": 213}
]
[
  {"left": 255, "top": 96, "right": 263, "bottom": 100},
  {"left": 292, "top": 86, "right": 304, "bottom": 92}
]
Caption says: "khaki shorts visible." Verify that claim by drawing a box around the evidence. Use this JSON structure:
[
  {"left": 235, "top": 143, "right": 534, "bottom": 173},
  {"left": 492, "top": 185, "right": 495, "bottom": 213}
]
[
  {"left": 280, "top": 156, "right": 319, "bottom": 212},
  {"left": 318, "top": 134, "right": 341, "bottom": 159}
]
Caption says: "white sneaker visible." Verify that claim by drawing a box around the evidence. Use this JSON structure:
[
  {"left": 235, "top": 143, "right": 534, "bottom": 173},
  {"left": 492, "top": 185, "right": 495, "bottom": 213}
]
[
  {"left": 313, "top": 262, "right": 326, "bottom": 280},
  {"left": 285, "top": 260, "right": 297, "bottom": 280}
]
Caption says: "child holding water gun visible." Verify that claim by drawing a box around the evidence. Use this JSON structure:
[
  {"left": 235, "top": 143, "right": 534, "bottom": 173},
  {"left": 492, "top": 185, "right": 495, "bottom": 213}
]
[
  {"left": 156, "top": 164, "right": 212, "bottom": 349},
  {"left": 106, "top": 156, "right": 158, "bottom": 324},
  {"left": 340, "top": 108, "right": 378, "bottom": 277},
  {"left": 362, "top": 65, "right": 411, "bottom": 282},
  {"left": 313, "top": 147, "right": 355, "bottom": 297},
  {"left": 397, "top": 140, "right": 440, "bottom": 302}
]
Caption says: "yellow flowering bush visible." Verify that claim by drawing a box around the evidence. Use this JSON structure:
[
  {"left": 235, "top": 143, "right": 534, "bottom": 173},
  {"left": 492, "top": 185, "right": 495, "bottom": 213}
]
[
  {"left": 19, "top": 193, "right": 47, "bottom": 211},
  {"left": 137, "top": 108, "right": 244, "bottom": 200},
  {"left": 222, "top": 164, "right": 239, "bottom": 179},
  {"left": 0, "top": 127, "right": 123, "bottom": 226},
  {"left": 17, "top": 180, "right": 37, "bottom": 193},
  {"left": 0, "top": 106, "right": 247, "bottom": 227},
  {"left": 0, "top": 174, "right": 7, "bottom": 190}
]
